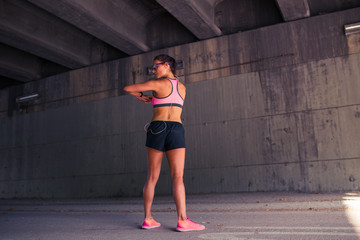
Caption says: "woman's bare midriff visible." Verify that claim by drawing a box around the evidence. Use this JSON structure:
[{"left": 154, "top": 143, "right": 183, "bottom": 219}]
[{"left": 152, "top": 106, "right": 183, "bottom": 123}]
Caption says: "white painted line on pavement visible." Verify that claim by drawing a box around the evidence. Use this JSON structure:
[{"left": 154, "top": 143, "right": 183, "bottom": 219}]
[
  {"left": 198, "top": 231, "right": 359, "bottom": 240},
  {"left": 257, "top": 232, "right": 358, "bottom": 236},
  {"left": 198, "top": 232, "right": 274, "bottom": 240},
  {"left": 225, "top": 226, "right": 360, "bottom": 230}
]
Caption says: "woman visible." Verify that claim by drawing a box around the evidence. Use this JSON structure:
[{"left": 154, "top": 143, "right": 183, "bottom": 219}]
[{"left": 123, "top": 54, "right": 205, "bottom": 232}]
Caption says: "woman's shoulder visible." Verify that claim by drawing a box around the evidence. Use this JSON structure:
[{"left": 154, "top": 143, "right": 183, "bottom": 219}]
[
  {"left": 177, "top": 80, "right": 186, "bottom": 98},
  {"left": 145, "top": 78, "right": 167, "bottom": 87},
  {"left": 147, "top": 77, "right": 169, "bottom": 84},
  {"left": 178, "top": 81, "right": 186, "bottom": 90},
  {"left": 177, "top": 78, "right": 186, "bottom": 88}
]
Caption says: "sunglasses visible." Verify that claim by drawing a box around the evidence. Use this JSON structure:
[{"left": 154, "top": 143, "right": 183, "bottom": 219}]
[{"left": 152, "top": 62, "right": 165, "bottom": 71}]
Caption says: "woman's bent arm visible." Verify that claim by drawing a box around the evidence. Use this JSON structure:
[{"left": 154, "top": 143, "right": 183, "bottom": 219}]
[{"left": 123, "top": 80, "right": 161, "bottom": 96}]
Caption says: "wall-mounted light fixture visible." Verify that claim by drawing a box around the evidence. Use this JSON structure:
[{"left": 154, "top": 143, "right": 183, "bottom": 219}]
[
  {"left": 147, "top": 60, "right": 184, "bottom": 75},
  {"left": 16, "top": 93, "right": 40, "bottom": 103},
  {"left": 344, "top": 22, "right": 360, "bottom": 36}
]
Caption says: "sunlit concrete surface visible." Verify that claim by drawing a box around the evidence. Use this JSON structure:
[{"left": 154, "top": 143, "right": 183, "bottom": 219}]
[
  {"left": 343, "top": 192, "right": 360, "bottom": 238},
  {"left": 1, "top": 192, "right": 360, "bottom": 240}
]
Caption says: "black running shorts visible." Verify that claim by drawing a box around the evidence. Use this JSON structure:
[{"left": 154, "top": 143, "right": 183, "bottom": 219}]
[{"left": 146, "top": 121, "right": 186, "bottom": 152}]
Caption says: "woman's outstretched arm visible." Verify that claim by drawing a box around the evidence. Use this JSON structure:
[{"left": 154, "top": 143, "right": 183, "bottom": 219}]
[{"left": 123, "top": 80, "right": 161, "bottom": 103}]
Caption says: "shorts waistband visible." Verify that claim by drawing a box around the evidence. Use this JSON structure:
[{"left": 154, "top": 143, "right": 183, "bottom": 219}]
[{"left": 151, "top": 120, "right": 182, "bottom": 125}]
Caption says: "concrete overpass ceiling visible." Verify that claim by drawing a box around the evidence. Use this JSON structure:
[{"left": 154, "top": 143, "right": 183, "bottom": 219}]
[
  {"left": 0, "top": 76, "right": 22, "bottom": 89},
  {"left": 308, "top": 0, "right": 360, "bottom": 16},
  {"left": 215, "top": 0, "right": 283, "bottom": 34},
  {"left": 146, "top": 12, "right": 198, "bottom": 50},
  {"left": 1, "top": 0, "right": 360, "bottom": 89},
  {"left": 155, "top": 0, "right": 222, "bottom": 39},
  {"left": 275, "top": 0, "right": 310, "bottom": 21},
  {"left": 0, "top": 42, "right": 69, "bottom": 82}
]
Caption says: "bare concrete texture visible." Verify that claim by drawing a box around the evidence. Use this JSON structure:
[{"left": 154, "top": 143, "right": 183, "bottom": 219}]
[
  {"left": 276, "top": 0, "right": 310, "bottom": 21},
  {"left": 2, "top": 0, "right": 360, "bottom": 89},
  {"left": 0, "top": 9, "right": 360, "bottom": 198},
  {"left": 1, "top": 52, "right": 359, "bottom": 198},
  {"left": 0, "top": 0, "right": 123, "bottom": 69},
  {"left": 214, "top": 0, "right": 283, "bottom": 34},
  {"left": 156, "top": 0, "right": 222, "bottom": 39},
  {"left": 0, "top": 42, "right": 69, "bottom": 83},
  {"left": 28, "top": 0, "right": 150, "bottom": 54},
  {"left": 2, "top": 7, "right": 360, "bottom": 117}
]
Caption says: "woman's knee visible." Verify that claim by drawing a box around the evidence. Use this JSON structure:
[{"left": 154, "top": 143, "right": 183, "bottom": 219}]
[
  {"left": 147, "top": 174, "right": 159, "bottom": 184},
  {"left": 171, "top": 174, "right": 184, "bottom": 184}
]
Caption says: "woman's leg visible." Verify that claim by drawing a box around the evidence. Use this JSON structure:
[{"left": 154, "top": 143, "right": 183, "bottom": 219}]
[
  {"left": 143, "top": 147, "right": 163, "bottom": 219},
  {"left": 165, "top": 148, "right": 187, "bottom": 221}
]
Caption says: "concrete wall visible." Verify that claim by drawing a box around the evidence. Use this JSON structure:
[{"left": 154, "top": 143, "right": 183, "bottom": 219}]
[{"left": 1, "top": 8, "right": 360, "bottom": 198}]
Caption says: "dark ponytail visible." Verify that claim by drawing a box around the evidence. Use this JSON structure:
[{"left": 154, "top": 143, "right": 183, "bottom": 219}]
[{"left": 153, "top": 54, "right": 176, "bottom": 75}]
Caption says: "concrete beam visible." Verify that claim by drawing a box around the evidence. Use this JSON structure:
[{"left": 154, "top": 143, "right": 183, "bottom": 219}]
[
  {"left": 156, "top": 0, "right": 222, "bottom": 39},
  {"left": 0, "top": 43, "right": 69, "bottom": 83},
  {"left": 0, "top": 76, "right": 21, "bottom": 90},
  {"left": 0, "top": 43, "right": 41, "bottom": 82},
  {"left": 28, "top": 0, "right": 151, "bottom": 55},
  {"left": 276, "top": 0, "right": 310, "bottom": 21},
  {"left": 0, "top": 0, "right": 98, "bottom": 68}
]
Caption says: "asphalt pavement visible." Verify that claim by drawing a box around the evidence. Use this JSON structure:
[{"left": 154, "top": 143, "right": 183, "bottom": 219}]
[{"left": 1, "top": 192, "right": 360, "bottom": 240}]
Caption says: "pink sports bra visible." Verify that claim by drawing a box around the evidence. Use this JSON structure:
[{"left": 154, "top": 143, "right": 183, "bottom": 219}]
[{"left": 152, "top": 78, "right": 184, "bottom": 108}]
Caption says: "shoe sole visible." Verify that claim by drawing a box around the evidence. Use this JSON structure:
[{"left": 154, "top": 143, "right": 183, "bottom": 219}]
[
  {"left": 176, "top": 228, "right": 205, "bottom": 232},
  {"left": 142, "top": 225, "right": 161, "bottom": 230}
]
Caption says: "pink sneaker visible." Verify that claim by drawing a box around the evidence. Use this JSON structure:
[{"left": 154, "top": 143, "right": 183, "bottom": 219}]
[
  {"left": 142, "top": 218, "right": 161, "bottom": 229},
  {"left": 176, "top": 218, "right": 205, "bottom": 232}
]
